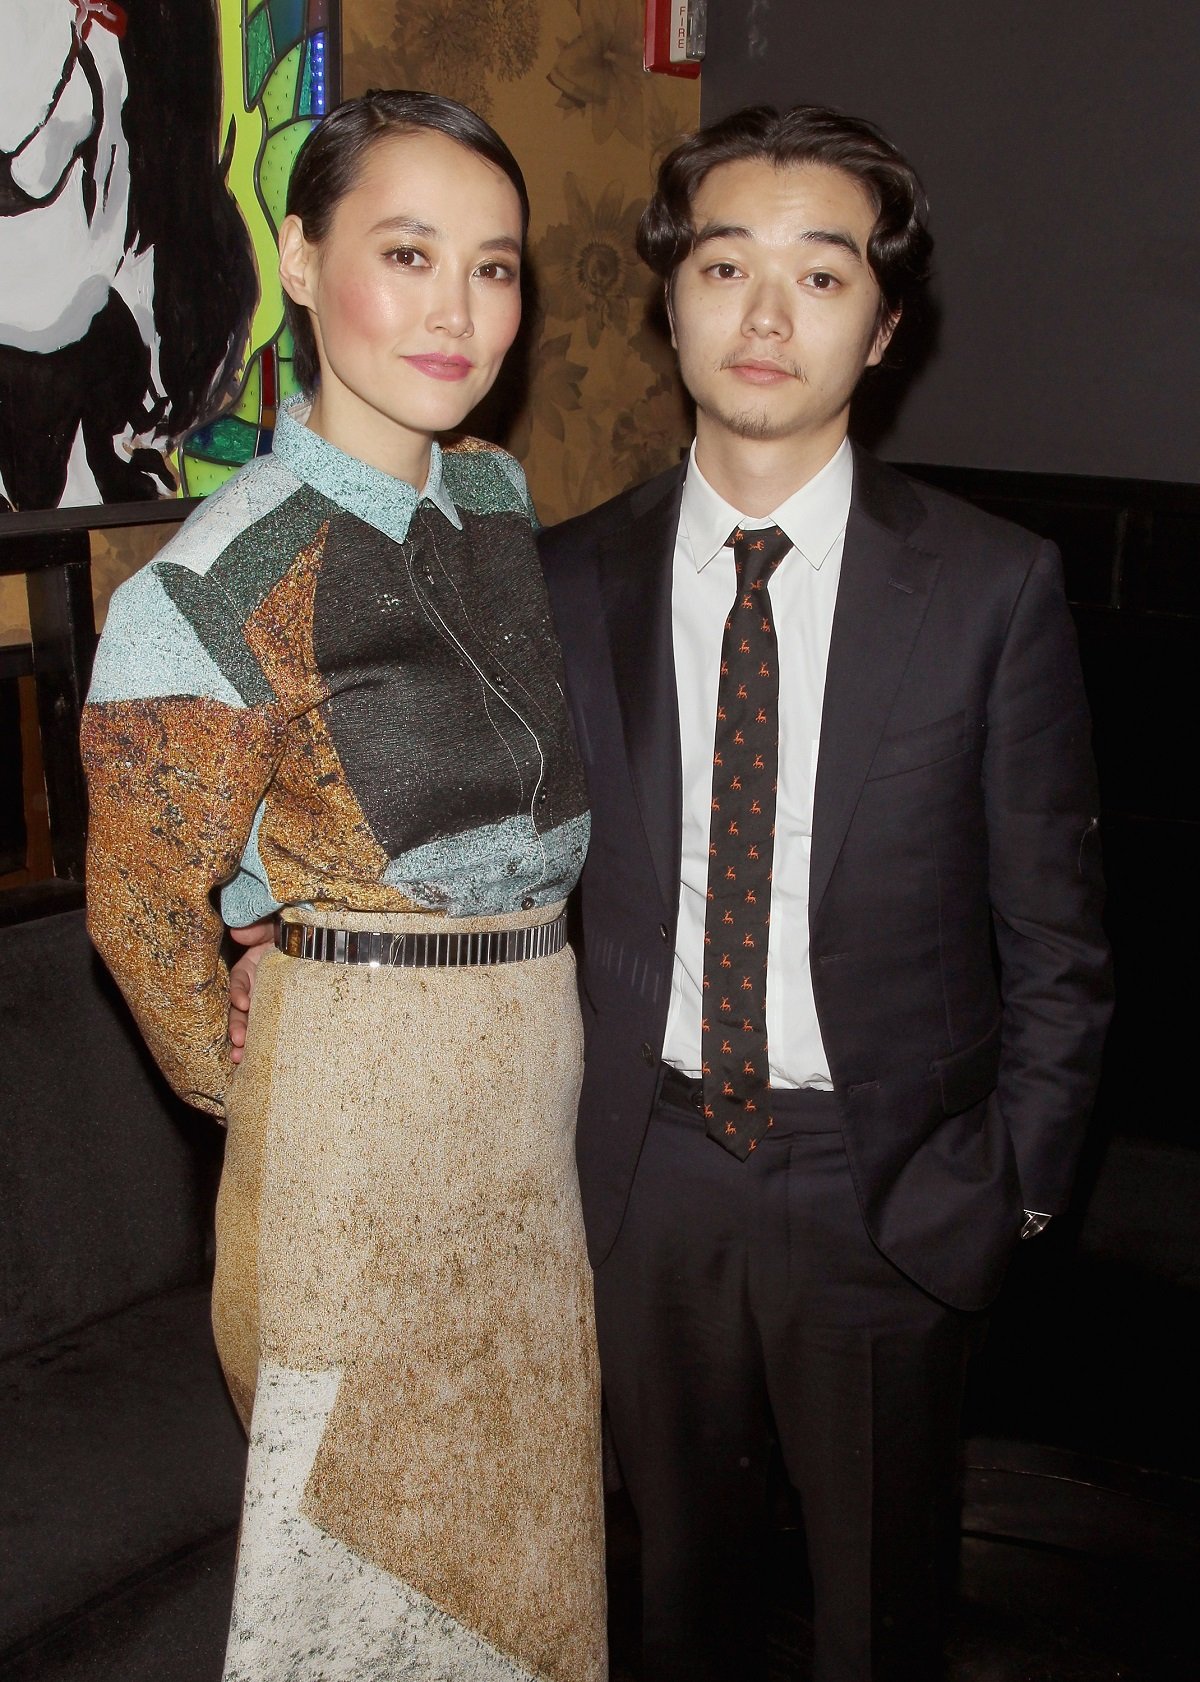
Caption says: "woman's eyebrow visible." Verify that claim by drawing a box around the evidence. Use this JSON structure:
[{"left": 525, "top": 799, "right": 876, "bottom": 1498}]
[
  {"left": 367, "top": 215, "right": 438, "bottom": 236},
  {"left": 366, "top": 217, "right": 520, "bottom": 256}
]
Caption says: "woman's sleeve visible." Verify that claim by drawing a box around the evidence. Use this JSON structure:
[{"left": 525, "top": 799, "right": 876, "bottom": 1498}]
[{"left": 81, "top": 562, "right": 286, "bottom": 1116}]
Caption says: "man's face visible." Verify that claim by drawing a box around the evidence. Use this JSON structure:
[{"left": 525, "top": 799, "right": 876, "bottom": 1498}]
[{"left": 668, "top": 158, "right": 895, "bottom": 456}]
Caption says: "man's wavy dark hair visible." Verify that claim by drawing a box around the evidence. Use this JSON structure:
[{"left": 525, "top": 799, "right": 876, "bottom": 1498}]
[{"left": 637, "top": 103, "right": 933, "bottom": 333}]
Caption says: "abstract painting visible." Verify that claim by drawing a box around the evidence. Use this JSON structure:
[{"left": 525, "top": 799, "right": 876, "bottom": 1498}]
[{"left": 0, "top": 0, "right": 337, "bottom": 517}]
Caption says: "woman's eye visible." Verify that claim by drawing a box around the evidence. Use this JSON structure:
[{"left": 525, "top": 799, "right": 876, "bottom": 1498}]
[
  {"left": 807, "top": 271, "right": 838, "bottom": 290},
  {"left": 707, "top": 262, "right": 741, "bottom": 280},
  {"left": 386, "top": 246, "right": 428, "bottom": 267},
  {"left": 476, "top": 261, "right": 517, "bottom": 282}
]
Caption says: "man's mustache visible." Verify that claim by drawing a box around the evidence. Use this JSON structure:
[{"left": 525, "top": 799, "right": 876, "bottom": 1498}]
[{"left": 718, "top": 353, "right": 806, "bottom": 380}]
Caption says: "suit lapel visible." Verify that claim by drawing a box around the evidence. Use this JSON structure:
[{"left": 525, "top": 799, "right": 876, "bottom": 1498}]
[
  {"left": 810, "top": 449, "right": 941, "bottom": 919},
  {"left": 599, "top": 467, "right": 685, "bottom": 917}
]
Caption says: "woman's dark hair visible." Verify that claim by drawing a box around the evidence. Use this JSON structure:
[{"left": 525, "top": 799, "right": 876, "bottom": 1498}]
[
  {"left": 637, "top": 104, "right": 932, "bottom": 331},
  {"left": 283, "top": 89, "right": 531, "bottom": 391}
]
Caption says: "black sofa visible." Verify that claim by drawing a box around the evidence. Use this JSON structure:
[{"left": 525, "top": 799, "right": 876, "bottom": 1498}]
[{"left": 0, "top": 909, "right": 244, "bottom": 1681}]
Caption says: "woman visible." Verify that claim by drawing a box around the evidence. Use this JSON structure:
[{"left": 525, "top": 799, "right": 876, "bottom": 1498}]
[{"left": 81, "top": 91, "right": 604, "bottom": 1682}]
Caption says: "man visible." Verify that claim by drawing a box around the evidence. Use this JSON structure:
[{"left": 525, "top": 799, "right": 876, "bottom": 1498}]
[
  {"left": 231, "top": 103, "right": 1110, "bottom": 1682},
  {"left": 536, "top": 105, "right": 1109, "bottom": 1682}
]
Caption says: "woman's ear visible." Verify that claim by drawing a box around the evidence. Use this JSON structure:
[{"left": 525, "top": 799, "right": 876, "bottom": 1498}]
[{"left": 278, "top": 215, "right": 317, "bottom": 308}]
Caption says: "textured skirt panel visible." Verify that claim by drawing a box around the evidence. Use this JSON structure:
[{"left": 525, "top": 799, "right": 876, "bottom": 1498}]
[{"left": 214, "top": 905, "right": 606, "bottom": 1682}]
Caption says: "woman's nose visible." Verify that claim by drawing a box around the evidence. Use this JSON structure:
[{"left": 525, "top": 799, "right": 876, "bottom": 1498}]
[{"left": 427, "top": 274, "right": 473, "bottom": 337}]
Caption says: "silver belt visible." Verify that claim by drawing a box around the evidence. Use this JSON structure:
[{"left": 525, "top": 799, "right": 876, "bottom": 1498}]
[{"left": 275, "top": 910, "right": 568, "bottom": 968}]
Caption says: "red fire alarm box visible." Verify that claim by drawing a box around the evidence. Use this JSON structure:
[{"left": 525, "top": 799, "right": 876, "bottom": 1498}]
[{"left": 644, "top": 0, "right": 707, "bottom": 78}]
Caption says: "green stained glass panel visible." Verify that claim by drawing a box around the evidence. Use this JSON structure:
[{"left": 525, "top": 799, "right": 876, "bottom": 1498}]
[
  {"left": 187, "top": 415, "right": 260, "bottom": 466},
  {"left": 246, "top": 6, "right": 274, "bottom": 103},
  {"left": 276, "top": 325, "right": 300, "bottom": 399},
  {"left": 180, "top": 455, "right": 239, "bottom": 498},
  {"left": 268, "top": 0, "right": 307, "bottom": 54},
  {"left": 232, "top": 359, "right": 263, "bottom": 426},
  {"left": 263, "top": 41, "right": 303, "bottom": 129},
  {"left": 259, "top": 121, "right": 310, "bottom": 228},
  {"left": 299, "top": 39, "right": 315, "bottom": 117}
]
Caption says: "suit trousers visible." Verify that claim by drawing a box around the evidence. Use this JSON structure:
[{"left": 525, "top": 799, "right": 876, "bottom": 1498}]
[{"left": 593, "top": 1079, "right": 977, "bottom": 1682}]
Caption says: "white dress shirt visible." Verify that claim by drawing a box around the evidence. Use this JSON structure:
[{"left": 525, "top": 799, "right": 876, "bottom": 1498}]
[{"left": 661, "top": 438, "right": 854, "bottom": 1088}]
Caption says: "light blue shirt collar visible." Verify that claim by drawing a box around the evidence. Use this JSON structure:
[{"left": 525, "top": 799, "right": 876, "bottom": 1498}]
[{"left": 271, "top": 396, "right": 464, "bottom": 543}]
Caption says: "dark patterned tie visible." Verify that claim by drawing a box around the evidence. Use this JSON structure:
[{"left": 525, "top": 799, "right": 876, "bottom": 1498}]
[{"left": 701, "top": 525, "right": 793, "bottom": 1158}]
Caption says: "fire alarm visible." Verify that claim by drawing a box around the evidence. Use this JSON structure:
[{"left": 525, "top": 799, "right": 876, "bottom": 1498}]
[{"left": 644, "top": 0, "right": 707, "bottom": 78}]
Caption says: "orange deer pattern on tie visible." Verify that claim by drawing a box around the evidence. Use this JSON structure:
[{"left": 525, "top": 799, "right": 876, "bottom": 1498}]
[{"left": 701, "top": 525, "right": 793, "bottom": 1159}]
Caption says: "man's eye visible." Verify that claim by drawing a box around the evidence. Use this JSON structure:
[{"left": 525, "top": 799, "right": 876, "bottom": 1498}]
[
  {"left": 807, "top": 272, "right": 838, "bottom": 290},
  {"left": 708, "top": 262, "right": 740, "bottom": 280}
]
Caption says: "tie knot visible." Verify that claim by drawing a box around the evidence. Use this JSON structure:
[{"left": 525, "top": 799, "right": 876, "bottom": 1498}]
[{"left": 727, "top": 525, "right": 792, "bottom": 590}]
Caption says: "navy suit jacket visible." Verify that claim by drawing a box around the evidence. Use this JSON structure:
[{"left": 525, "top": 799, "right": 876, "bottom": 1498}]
[{"left": 539, "top": 448, "right": 1112, "bottom": 1311}]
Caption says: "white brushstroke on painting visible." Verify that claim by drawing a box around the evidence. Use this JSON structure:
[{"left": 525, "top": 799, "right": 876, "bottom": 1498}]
[
  {"left": 224, "top": 1361, "right": 540, "bottom": 1682},
  {"left": 62, "top": 423, "right": 102, "bottom": 507},
  {"left": 0, "top": 0, "right": 135, "bottom": 353},
  {"left": 0, "top": 0, "right": 74, "bottom": 149},
  {"left": 112, "top": 243, "right": 168, "bottom": 423}
]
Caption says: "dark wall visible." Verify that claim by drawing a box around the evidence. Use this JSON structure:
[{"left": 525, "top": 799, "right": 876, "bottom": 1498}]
[
  {"left": 702, "top": 6, "right": 1200, "bottom": 1158},
  {"left": 703, "top": 0, "right": 1200, "bottom": 482}
]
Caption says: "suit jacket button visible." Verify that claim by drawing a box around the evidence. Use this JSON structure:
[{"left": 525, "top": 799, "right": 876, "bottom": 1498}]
[
  {"left": 659, "top": 922, "right": 670, "bottom": 942},
  {"left": 640, "top": 1042, "right": 655, "bottom": 1066}
]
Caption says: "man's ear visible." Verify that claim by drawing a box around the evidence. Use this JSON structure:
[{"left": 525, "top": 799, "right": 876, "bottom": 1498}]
[
  {"left": 868, "top": 304, "right": 900, "bottom": 368},
  {"left": 278, "top": 215, "right": 318, "bottom": 309}
]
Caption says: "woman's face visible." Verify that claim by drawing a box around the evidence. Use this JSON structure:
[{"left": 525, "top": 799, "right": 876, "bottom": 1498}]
[{"left": 280, "top": 128, "right": 524, "bottom": 481}]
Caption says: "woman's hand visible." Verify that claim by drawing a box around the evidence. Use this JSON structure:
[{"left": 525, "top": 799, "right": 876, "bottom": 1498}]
[{"left": 228, "top": 920, "right": 276, "bottom": 1063}]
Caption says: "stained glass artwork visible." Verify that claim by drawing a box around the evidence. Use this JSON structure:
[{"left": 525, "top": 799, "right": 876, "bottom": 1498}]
[{"left": 176, "top": 2, "right": 335, "bottom": 498}]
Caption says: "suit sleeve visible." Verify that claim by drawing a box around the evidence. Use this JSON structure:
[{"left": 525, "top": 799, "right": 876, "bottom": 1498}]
[{"left": 983, "top": 542, "right": 1112, "bottom": 1210}]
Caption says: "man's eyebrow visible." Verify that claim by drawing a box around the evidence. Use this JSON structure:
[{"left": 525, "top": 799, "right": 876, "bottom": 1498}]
[
  {"left": 366, "top": 215, "right": 521, "bottom": 256},
  {"left": 692, "top": 222, "right": 864, "bottom": 261}
]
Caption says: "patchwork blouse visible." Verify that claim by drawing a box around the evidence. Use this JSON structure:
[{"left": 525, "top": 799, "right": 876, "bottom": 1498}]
[{"left": 82, "top": 403, "right": 589, "bottom": 1113}]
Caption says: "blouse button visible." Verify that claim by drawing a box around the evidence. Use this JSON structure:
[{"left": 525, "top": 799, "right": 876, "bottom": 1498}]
[{"left": 521, "top": 895, "right": 536, "bottom": 911}]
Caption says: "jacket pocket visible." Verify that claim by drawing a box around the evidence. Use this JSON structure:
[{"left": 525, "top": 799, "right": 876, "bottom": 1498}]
[
  {"left": 865, "top": 710, "right": 970, "bottom": 781},
  {"left": 931, "top": 1021, "right": 1001, "bottom": 1115}
]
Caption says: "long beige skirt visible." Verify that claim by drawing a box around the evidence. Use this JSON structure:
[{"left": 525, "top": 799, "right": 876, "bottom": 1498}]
[{"left": 213, "top": 902, "right": 606, "bottom": 1682}]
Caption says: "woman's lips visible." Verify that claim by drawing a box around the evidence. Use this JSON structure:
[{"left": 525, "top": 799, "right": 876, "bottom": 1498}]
[{"left": 404, "top": 354, "right": 474, "bottom": 381}]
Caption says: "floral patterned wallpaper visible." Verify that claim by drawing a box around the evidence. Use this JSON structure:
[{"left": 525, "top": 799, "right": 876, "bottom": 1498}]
[{"left": 0, "top": 1, "right": 697, "bottom": 644}]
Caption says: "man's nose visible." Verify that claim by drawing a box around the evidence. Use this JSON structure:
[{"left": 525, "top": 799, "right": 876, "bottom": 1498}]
[{"left": 741, "top": 274, "right": 792, "bottom": 338}]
